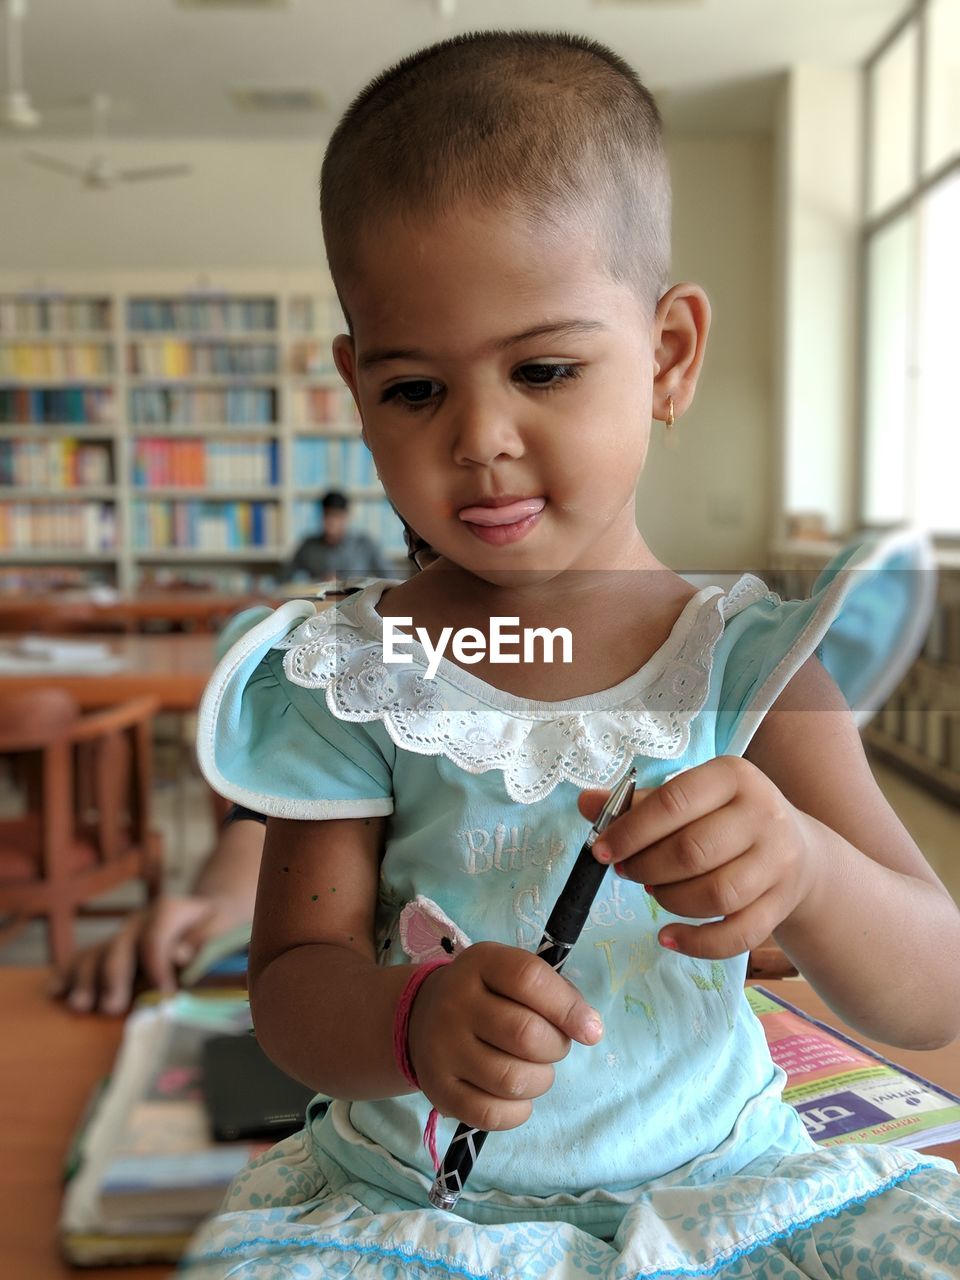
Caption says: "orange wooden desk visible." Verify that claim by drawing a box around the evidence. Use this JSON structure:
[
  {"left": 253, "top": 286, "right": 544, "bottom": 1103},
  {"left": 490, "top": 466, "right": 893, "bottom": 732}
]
[
  {"left": 1, "top": 969, "right": 958, "bottom": 1280},
  {"left": 0, "top": 633, "right": 217, "bottom": 712},
  {"left": 0, "top": 593, "right": 281, "bottom": 635}
]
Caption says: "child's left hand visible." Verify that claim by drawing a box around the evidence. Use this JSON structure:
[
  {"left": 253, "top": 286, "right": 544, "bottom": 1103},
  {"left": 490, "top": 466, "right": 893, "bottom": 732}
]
[{"left": 579, "top": 756, "right": 824, "bottom": 960}]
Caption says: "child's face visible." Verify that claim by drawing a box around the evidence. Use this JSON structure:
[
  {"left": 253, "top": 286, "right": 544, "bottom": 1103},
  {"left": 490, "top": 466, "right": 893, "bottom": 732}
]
[{"left": 333, "top": 203, "right": 667, "bottom": 584}]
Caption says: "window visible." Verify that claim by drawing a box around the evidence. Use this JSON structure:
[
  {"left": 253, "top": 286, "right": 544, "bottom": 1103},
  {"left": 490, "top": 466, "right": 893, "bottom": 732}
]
[
  {"left": 868, "top": 22, "right": 918, "bottom": 216},
  {"left": 861, "top": 0, "right": 960, "bottom": 535},
  {"left": 863, "top": 214, "right": 913, "bottom": 524},
  {"left": 914, "top": 171, "right": 960, "bottom": 529},
  {"left": 924, "top": 0, "right": 960, "bottom": 174}
]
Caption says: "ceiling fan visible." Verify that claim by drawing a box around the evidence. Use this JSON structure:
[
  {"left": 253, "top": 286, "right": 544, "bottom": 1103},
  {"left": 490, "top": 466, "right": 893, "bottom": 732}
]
[{"left": 22, "top": 92, "right": 194, "bottom": 189}]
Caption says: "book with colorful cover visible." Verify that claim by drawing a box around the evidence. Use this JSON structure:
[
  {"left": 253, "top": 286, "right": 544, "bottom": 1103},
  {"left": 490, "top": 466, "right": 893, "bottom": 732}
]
[
  {"left": 59, "top": 992, "right": 267, "bottom": 1265},
  {"left": 748, "top": 985, "right": 960, "bottom": 1149},
  {"left": 97, "top": 1015, "right": 263, "bottom": 1223},
  {"left": 179, "top": 919, "right": 251, "bottom": 988},
  {"left": 61, "top": 982, "right": 960, "bottom": 1265}
]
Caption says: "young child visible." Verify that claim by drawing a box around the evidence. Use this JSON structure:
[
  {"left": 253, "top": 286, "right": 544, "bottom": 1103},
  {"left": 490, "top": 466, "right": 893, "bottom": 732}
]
[{"left": 184, "top": 30, "right": 960, "bottom": 1280}]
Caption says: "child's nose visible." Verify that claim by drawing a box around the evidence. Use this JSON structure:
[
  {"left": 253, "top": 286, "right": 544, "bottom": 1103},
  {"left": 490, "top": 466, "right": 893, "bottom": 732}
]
[{"left": 450, "top": 395, "right": 525, "bottom": 466}]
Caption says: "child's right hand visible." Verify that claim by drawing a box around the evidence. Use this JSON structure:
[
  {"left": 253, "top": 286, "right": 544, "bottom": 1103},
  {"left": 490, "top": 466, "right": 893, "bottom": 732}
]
[{"left": 406, "top": 941, "right": 603, "bottom": 1131}]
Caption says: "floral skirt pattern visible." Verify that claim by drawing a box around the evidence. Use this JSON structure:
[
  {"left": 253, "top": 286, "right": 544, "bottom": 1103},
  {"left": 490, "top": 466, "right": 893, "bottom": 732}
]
[{"left": 176, "top": 1129, "right": 960, "bottom": 1280}]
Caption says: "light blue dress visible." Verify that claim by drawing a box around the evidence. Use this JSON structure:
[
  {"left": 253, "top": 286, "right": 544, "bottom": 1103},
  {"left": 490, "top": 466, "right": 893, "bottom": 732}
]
[{"left": 183, "top": 529, "right": 960, "bottom": 1279}]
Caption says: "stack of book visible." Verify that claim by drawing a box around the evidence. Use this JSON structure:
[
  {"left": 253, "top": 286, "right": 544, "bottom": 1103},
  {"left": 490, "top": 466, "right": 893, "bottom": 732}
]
[
  {"left": 59, "top": 981, "right": 960, "bottom": 1266},
  {"left": 60, "top": 992, "right": 261, "bottom": 1265}
]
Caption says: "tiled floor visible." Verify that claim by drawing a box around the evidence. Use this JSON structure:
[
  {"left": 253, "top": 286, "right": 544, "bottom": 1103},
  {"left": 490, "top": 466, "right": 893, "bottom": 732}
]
[{"left": 1, "top": 758, "right": 957, "bottom": 967}]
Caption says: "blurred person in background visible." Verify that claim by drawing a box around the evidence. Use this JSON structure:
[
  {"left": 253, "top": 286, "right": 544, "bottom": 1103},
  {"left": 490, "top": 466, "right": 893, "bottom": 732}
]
[{"left": 284, "top": 489, "right": 392, "bottom": 583}]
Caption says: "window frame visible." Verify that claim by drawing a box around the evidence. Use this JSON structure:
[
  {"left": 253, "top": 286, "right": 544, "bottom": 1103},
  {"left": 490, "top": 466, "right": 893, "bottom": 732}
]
[{"left": 857, "top": 0, "right": 960, "bottom": 542}]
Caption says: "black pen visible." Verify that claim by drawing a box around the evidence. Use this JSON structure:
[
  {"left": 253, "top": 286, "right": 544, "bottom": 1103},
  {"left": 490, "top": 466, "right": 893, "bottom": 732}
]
[{"left": 427, "top": 767, "right": 637, "bottom": 1212}]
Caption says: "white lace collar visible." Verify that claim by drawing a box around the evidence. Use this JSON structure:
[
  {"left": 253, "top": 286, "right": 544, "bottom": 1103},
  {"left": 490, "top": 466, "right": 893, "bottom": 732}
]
[{"left": 275, "top": 576, "right": 772, "bottom": 804}]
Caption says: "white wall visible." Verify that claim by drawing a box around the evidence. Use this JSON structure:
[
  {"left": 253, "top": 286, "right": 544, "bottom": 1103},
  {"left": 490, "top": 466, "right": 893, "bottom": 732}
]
[
  {"left": 0, "top": 141, "right": 328, "bottom": 272},
  {"left": 1, "top": 133, "right": 775, "bottom": 572},
  {"left": 640, "top": 136, "right": 775, "bottom": 572},
  {"left": 776, "top": 66, "right": 862, "bottom": 540}
]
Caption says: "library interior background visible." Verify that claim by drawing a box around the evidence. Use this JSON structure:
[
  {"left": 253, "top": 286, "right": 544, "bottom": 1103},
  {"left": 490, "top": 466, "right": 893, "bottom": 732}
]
[
  {"left": 1, "top": 2, "right": 959, "bottom": 1272},
  {"left": 1, "top": 2, "right": 958, "bottom": 1023}
]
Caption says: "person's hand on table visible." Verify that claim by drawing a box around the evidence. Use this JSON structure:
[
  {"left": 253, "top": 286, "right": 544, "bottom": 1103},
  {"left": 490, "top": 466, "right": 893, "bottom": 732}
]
[{"left": 49, "top": 893, "right": 249, "bottom": 1016}]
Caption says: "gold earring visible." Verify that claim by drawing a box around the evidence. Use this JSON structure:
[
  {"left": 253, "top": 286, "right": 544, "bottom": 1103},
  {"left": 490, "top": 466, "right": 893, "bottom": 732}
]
[{"left": 664, "top": 396, "right": 677, "bottom": 450}]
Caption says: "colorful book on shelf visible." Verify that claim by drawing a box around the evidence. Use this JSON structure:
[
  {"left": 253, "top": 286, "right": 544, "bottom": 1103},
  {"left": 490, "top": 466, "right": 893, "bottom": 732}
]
[{"left": 748, "top": 986, "right": 960, "bottom": 1148}]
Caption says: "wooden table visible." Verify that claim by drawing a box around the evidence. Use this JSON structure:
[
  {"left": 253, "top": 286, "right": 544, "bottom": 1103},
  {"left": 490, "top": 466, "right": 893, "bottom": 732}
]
[
  {"left": 2, "top": 968, "right": 958, "bottom": 1280},
  {"left": 90, "top": 594, "right": 281, "bottom": 632},
  {"left": 0, "top": 593, "right": 283, "bottom": 635},
  {"left": 0, "top": 632, "right": 217, "bottom": 711}
]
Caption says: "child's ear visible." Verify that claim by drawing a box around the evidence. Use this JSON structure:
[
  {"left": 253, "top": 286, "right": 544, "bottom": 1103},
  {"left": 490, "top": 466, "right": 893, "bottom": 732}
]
[
  {"left": 651, "top": 284, "right": 711, "bottom": 423},
  {"left": 332, "top": 333, "right": 370, "bottom": 447}
]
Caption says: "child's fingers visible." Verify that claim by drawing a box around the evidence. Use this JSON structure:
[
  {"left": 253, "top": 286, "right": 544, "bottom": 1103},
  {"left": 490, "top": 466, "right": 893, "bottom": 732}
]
[
  {"left": 615, "top": 801, "right": 755, "bottom": 888},
  {"left": 577, "top": 788, "right": 651, "bottom": 823},
  {"left": 477, "top": 992, "right": 573, "bottom": 1065},
  {"left": 643, "top": 845, "right": 770, "bottom": 922},
  {"left": 577, "top": 790, "right": 605, "bottom": 823},
  {"left": 439, "top": 1077, "right": 536, "bottom": 1134},
  {"left": 657, "top": 887, "right": 786, "bottom": 960},
  {"left": 592, "top": 760, "right": 741, "bottom": 865},
  {"left": 482, "top": 949, "right": 604, "bottom": 1046},
  {"left": 466, "top": 1044, "right": 556, "bottom": 1106}
]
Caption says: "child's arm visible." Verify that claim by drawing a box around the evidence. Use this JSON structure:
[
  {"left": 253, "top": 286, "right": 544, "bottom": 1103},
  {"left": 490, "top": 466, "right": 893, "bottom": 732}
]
[
  {"left": 582, "top": 657, "right": 960, "bottom": 1052},
  {"left": 748, "top": 657, "right": 960, "bottom": 1048},
  {"left": 250, "top": 816, "right": 603, "bottom": 1129}
]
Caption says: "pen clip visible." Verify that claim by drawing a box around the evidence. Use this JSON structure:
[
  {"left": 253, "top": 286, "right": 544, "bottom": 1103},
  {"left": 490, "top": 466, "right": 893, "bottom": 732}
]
[{"left": 592, "top": 767, "right": 636, "bottom": 838}]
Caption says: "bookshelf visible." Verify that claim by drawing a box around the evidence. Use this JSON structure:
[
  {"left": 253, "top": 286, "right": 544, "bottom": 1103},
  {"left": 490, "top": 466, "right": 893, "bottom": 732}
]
[
  {"left": 0, "top": 272, "right": 407, "bottom": 593},
  {"left": 863, "top": 565, "right": 960, "bottom": 808},
  {"left": 768, "top": 541, "right": 960, "bottom": 808}
]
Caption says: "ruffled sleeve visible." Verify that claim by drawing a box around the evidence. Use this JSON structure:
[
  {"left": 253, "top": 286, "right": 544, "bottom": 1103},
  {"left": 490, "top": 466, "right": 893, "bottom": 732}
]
[
  {"left": 716, "top": 528, "right": 936, "bottom": 758},
  {"left": 196, "top": 600, "right": 395, "bottom": 819}
]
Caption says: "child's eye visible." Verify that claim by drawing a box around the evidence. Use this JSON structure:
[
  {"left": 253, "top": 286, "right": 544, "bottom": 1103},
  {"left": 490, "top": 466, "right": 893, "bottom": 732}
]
[
  {"left": 380, "top": 379, "right": 442, "bottom": 411},
  {"left": 378, "top": 364, "right": 581, "bottom": 413},
  {"left": 515, "top": 363, "right": 582, "bottom": 390}
]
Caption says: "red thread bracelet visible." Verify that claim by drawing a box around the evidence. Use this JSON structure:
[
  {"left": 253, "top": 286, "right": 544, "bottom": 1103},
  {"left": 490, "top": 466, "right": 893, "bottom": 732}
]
[
  {"left": 392, "top": 956, "right": 453, "bottom": 1089},
  {"left": 392, "top": 956, "right": 454, "bottom": 1170}
]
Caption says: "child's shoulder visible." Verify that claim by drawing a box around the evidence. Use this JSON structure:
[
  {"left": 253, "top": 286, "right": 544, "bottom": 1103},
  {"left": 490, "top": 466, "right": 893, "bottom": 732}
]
[{"left": 198, "top": 589, "right": 396, "bottom": 821}]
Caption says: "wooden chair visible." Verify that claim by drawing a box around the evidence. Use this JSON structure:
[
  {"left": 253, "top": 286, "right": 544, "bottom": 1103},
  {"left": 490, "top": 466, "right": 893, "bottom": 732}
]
[{"left": 0, "top": 689, "right": 163, "bottom": 969}]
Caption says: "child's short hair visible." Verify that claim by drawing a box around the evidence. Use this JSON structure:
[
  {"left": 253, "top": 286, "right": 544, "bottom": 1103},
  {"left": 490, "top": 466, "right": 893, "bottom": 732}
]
[{"left": 320, "top": 30, "right": 671, "bottom": 320}]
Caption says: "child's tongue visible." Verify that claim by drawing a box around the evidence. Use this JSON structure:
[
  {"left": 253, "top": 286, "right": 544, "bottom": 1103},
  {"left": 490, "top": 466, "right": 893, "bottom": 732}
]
[{"left": 458, "top": 497, "right": 545, "bottom": 527}]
